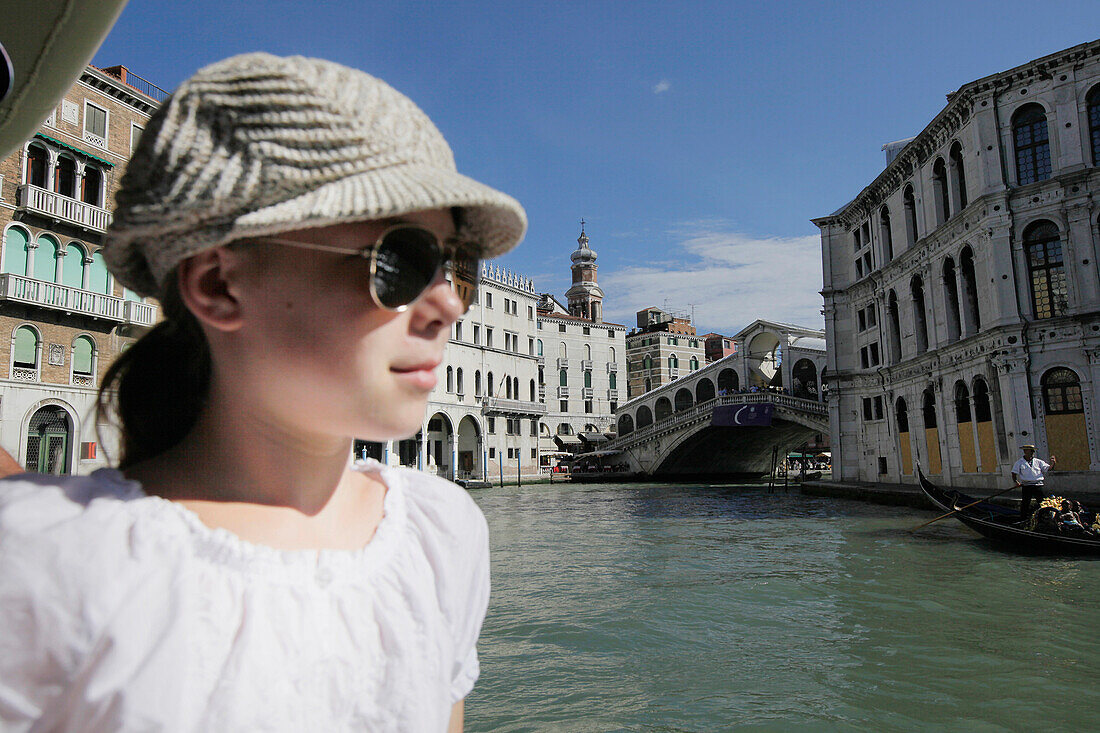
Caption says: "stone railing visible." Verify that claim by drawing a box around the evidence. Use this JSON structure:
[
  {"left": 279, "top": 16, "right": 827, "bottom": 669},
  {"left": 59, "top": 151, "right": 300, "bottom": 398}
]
[
  {"left": 480, "top": 396, "right": 548, "bottom": 416},
  {"left": 17, "top": 184, "right": 111, "bottom": 232},
  {"left": 0, "top": 273, "right": 158, "bottom": 325}
]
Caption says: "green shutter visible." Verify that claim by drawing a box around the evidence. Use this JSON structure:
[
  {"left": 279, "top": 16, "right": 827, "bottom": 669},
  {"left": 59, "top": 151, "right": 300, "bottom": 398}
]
[
  {"left": 584, "top": 371, "right": 592, "bottom": 388},
  {"left": 88, "top": 252, "right": 110, "bottom": 294},
  {"left": 72, "top": 337, "right": 93, "bottom": 374},
  {"left": 33, "top": 235, "right": 58, "bottom": 282},
  {"left": 3, "top": 228, "right": 28, "bottom": 275},
  {"left": 62, "top": 244, "right": 85, "bottom": 289},
  {"left": 14, "top": 327, "right": 37, "bottom": 366},
  {"left": 559, "top": 369, "right": 567, "bottom": 386},
  {"left": 609, "top": 372, "right": 617, "bottom": 389}
]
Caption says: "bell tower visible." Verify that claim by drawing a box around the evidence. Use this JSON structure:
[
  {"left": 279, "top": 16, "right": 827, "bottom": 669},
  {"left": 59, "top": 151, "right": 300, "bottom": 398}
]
[{"left": 565, "top": 219, "right": 604, "bottom": 322}]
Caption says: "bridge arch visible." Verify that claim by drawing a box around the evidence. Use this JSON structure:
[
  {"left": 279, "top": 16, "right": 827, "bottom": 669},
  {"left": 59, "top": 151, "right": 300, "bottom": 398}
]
[
  {"left": 792, "top": 358, "right": 818, "bottom": 399},
  {"left": 695, "top": 377, "right": 715, "bottom": 403},
  {"left": 718, "top": 368, "right": 738, "bottom": 393},
  {"left": 637, "top": 405, "right": 653, "bottom": 428},
  {"left": 675, "top": 387, "right": 693, "bottom": 412},
  {"left": 655, "top": 397, "right": 672, "bottom": 421},
  {"left": 746, "top": 331, "right": 782, "bottom": 388},
  {"left": 618, "top": 414, "right": 634, "bottom": 436}
]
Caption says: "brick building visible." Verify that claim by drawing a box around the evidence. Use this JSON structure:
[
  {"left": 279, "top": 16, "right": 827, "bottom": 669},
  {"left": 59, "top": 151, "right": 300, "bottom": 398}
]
[{"left": 0, "top": 65, "right": 162, "bottom": 474}]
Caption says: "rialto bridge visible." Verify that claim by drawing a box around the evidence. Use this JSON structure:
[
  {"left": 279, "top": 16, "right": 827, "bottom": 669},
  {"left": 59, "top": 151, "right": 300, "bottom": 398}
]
[{"left": 606, "top": 322, "right": 830, "bottom": 476}]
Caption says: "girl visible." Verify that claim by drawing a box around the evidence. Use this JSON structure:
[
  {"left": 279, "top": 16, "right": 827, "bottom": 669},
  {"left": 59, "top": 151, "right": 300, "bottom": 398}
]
[{"left": 0, "top": 53, "right": 525, "bottom": 731}]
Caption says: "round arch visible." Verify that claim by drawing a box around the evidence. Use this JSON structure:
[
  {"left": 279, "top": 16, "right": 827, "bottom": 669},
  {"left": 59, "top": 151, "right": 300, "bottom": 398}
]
[
  {"left": 21, "top": 398, "right": 79, "bottom": 475},
  {"left": 636, "top": 405, "right": 653, "bottom": 429},
  {"left": 456, "top": 414, "right": 482, "bottom": 480},
  {"left": 655, "top": 397, "right": 672, "bottom": 421},
  {"left": 674, "top": 387, "right": 693, "bottom": 412},
  {"left": 618, "top": 414, "right": 634, "bottom": 436},
  {"left": 791, "top": 358, "right": 818, "bottom": 399},
  {"left": 695, "top": 377, "right": 715, "bottom": 403},
  {"left": 717, "top": 368, "right": 738, "bottom": 393},
  {"left": 746, "top": 331, "right": 782, "bottom": 387}
]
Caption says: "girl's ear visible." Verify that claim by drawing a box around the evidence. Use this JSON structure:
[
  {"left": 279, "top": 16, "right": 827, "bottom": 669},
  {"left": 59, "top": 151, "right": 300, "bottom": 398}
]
[{"left": 175, "top": 248, "right": 246, "bottom": 332}]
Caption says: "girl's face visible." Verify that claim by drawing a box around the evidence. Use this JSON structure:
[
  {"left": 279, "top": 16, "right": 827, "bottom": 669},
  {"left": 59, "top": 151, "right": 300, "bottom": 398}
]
[{"left": 227, "top": 208, "right": 463, "bottom": 442}]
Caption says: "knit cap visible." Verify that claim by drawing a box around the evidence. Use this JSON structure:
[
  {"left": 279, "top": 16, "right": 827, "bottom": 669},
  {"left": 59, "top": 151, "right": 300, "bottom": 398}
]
[{"left": 104, "top": 52, "right": 527, "bottom": 296}]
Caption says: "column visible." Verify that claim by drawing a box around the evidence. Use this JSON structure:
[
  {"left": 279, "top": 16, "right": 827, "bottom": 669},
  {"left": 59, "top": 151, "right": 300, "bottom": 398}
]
[
  {"left": 1086, "top": 349, "right": 1100, "bottom": 470},
  {"left": 75, "top": 160, "right": 86, "bottom": 205},
  {"left": 985, "top": 225, "right": 1022, "bottom": 328},
  {"left": 82, "top": 255, "right": 93, "bottom": 290},
  {"left": 992, "top": 353, "right": 1034, "bottom": 449},
  {"left": 419, "top": 426, "right": 428, "bottom": 472},
  {"left": 45, "top": 150, "right": 58, "bottom": 191},
  {"left": 1066, "top": 206, "right": 1100, "bottom": 310},
  {"left": 449, "top": 431, "right": 458, "bottom": 481}
]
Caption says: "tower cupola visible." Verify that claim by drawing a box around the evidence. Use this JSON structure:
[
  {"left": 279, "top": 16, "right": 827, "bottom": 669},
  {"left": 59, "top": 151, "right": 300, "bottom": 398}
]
[{"left": 565, "top": 219, "right": 605, "bottom": 322}]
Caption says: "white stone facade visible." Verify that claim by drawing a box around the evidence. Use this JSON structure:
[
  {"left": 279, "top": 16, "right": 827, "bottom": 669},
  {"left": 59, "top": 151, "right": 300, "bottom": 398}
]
[{"left": 814, "top": 40, "right": 1100, "bottom": 492}]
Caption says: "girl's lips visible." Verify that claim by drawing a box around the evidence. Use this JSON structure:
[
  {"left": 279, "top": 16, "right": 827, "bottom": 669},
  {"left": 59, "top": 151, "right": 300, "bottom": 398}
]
[{"left": 391, "top": 363, "right": 439, "bottom": 390}]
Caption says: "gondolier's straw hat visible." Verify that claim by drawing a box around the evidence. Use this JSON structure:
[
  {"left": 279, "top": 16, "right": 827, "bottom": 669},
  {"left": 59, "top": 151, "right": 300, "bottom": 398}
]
[
  {"left": 1020, "top": 444, "right": 1036, "bottom": 450},
  {"left": 104, "top": 52, "right": 527, "bottom": 297}
]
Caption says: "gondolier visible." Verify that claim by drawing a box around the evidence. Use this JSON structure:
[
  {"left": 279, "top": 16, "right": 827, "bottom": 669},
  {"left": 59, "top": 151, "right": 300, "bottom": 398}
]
[{"left": 1012, "top": 444, "right": 1056, "bottom": 519}]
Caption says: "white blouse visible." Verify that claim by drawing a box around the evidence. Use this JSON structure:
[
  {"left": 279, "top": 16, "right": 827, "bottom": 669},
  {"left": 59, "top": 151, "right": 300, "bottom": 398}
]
[{"left": 0, "top": 460, "right": 490, "bottom": 732}]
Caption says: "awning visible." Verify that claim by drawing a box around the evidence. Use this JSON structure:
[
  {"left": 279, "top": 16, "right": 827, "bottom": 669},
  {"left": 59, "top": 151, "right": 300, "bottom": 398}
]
[
  {"left": 579, "top": 432, "right": 610, "bottom": 443},
  {"left": 577, "top": 449, "right": 623, "bottom": 458},
  {"left": 35, "top": 133, "right": 114, "bottom": 167},
  {"left": 538, "top": 438, "right": 560, "bottom": 452},
  {"left": 553, "top": 435, "right": 583, "bottom": 448}
]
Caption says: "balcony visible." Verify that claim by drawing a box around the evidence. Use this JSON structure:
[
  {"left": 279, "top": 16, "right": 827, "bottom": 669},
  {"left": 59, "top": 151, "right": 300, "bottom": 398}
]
[
  {"left": 607, "top": 389, "right": 618, "bottom": 400},
  {"left": 607, "top": 363, "right": 617, "bottom": 373},
  {"left": 557, "top": 386, "right": 569, "bottom": 398},
  {"left": 557, "top": 357, "right": 569, "bottom": 369},
  {"left": 0, "top": 274, "right": 158, "bottom": 325},
  {"left": 480, "top": 396, "right": 548, "bottom": 416},
  {"left": 580, "top": 359, "right": 593, "bottom": 371},
  {"left": 17, "top": 184, "right": 111, "bottom": 233},
  {"left": 669, "top": 367, "right": 680, "bottom": 378},
  {"left": 536, "top": 354, "right": 545, "bottom": 365},
  {"left": 582, "top": 387, "right": 593, "bottom": 400}
]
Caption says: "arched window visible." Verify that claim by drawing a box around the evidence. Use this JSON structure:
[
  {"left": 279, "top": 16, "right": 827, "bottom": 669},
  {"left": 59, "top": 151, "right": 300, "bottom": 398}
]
[
  {"left": 558, "top": 342, "right": 567, "bottom": 358},
  {"left": 475, "top": 370, "right": 482, "bottom": 397},
  {"left": 717, "top": 368, "right": 738, "bottom": 393},
  {"left": 537, "top": 339, "right": 543, "bottom": 356},
  {"left": 487, "top": 371, "right": 494, "bottom": 397},
  {"left": 559, "top": 369, "right": 567, "bottom": 386},
  {"left": 644, "top": 377, "right": 652, "bottom": 392},
  {"left": 922, "top": 389, "right": 937, "bottom": 429},
  {"left": 456, "top": 368, "right": 464, "bottom": 394},
  {"left": 62, "top": 243, "right": 86, "bottom": 290},
  {"left": 880, "top": 206, "right": 893, "bottom": 263},
  {"left": 911, "top": 275, "right": 929, "bottom": 353},
  {"left": 1042, "top": 367, "right": 1083, "bottom": 414},
  {"left": 505, "top": 376, "right": 512, "bottom": 399},
  {"left": 903, "top": 184, "right": 918, "bottom": 247},
  {"left": 949, "top": 142, "right": 967, "bottom": 210},
  {"left": 695, "top": 378, "right": 715, "bottom": 403},
  {"left": 932, "top": 157, "right": 950, "bottom": 224},
  {"left": 636, "top": 406, "right": 653, "bottom": 428},
  {"left": 26, "top": 406, "right": 71, "bottom": 475},
  {"left": 668, "top": 354, "right": 679, "bottom": 370},
  {"left": 609, "top": 371, "right": 617, "bottom": 389},
  {"left": 675, "top": 388, "right": 692, "bottom": 412},
  {"left": 655, "top": 397, "right": 672, "bottom": 421},
  {"left": 446, "top": 366, "right": 454, "bottom": 392},
  {"left": 33, "top": 235, "right": 59, "bottom": 282},
  {"left": 12, "top": 325, "right": 40, "bottom": 377},
  {"left": 54, "top": 156, "right": 76, "bottom": 198},
  {"left": 689, "top": 356, "right": 699, "bottom": 371},
  {"left": 896, "top": 397, "right": 909, "bottom": 433},
  {"left": 81, "top": 166, "right": 102, "bottom": 206},
  {"left": 71, "top": 335, "right": 96, "bottom": 384},
  {"left": 609, "top": 346, "right": 616, "bottom": 363},
  {"left": 1089, "top": 85, "right": 1100, "bottom": 166},
  {"left": 959, "top": 247, "right": 981, "bottom": 334},
  {"left": 513, "top": 377, "right": 519, "bottom": 398},
  {"left": 954, "top": 381, "right": 971, "bottom": 423},
  {"left": 643, "top": 355, "right": 653, "bottom": 370},
  {"left": 1013, "top": 104, "right": 1051, "bottom": 185},
  {"left": 887, "top": 290, "right": 902, "bottom": 364},
  {"left": 618, "top": 414, "right": 634, "bottom": 436},
  {"left": 584, "top": 370, "right": 592, "bottom": 388},
  {"left": 557, "top": 423, "right": 573, "bottom": 436},
  {"left": 896, "top": 396, "right": 912, "bottom": 475},
  {"left": 973, "top": 378, "right": 992, "bottom": 423},
  {"left": 942, "top": 257, "right": 961, "bottom": 343},
  {"left": 26, "top": 144, "right": 48, "bottom": 188},
  {"left": 584, "top": 344, "right": 591, "bottom": 360},
  {"left": 1023, "top": 221, "right": 1067, "bottom": 319},
  {"left": 529, "top": 379, "right": 536, "bottom": 401},
  {"left": 3, "top": 226, "right": 30, "bottom": 276}
]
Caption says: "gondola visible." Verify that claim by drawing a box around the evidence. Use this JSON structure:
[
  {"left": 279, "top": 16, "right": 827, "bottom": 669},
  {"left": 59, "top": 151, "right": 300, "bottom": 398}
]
[{"left": 917, "top": 466, "right": 1100, "bottom": 555}]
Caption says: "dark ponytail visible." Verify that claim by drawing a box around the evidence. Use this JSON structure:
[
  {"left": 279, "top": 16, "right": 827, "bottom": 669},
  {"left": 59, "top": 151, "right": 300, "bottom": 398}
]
[{"left": 97, "top": 279, "right": 211, "bottom": 468}]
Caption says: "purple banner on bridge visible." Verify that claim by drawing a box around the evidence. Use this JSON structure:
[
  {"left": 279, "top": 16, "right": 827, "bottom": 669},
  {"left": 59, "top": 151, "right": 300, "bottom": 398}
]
[{"left": 711, "top": 403, "right": 774, "bottom": 427}]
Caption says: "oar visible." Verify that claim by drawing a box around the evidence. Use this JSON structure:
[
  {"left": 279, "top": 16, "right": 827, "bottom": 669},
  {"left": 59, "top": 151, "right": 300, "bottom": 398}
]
[{"left": 910, "top": 485, "right": 1019, "bottom": 531}]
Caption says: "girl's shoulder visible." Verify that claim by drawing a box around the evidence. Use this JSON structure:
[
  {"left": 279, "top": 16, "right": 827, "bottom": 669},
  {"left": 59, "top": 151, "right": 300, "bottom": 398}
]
[{"left": 367, "top": 462, "right": 488, "bottom": 542}]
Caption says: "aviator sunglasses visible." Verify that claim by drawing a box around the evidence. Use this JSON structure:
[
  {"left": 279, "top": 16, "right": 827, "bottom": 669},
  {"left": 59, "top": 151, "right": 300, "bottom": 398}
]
[{"left": 260, "top": 224, "right": 481, "bottom": 312}]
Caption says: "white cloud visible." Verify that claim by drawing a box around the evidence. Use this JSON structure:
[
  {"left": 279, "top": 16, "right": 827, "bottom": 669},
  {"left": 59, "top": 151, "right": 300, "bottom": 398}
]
[
  {"left": 599, "top": 220, "right": 825, "bottom": 336},
  {"left": 652, "top": 79, "right": 671, "bottom": 94}
]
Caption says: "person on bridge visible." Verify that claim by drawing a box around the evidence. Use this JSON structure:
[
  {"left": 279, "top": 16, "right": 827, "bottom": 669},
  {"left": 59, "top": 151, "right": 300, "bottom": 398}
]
[{"left": 1012, "top": 444, "right": 1056, "bottom": 519}]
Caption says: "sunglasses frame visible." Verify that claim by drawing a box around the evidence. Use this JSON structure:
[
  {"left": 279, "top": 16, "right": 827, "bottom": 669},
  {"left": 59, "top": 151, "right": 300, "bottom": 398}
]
[{"left": 257, "top": 224, "right": 481, "bottom": 313}]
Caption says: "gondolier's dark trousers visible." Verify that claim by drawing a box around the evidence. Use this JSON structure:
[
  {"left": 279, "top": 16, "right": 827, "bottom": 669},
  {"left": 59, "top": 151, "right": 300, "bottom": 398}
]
[{"left": 1020, "top": 484, "right": 1046, "bottom": 518}]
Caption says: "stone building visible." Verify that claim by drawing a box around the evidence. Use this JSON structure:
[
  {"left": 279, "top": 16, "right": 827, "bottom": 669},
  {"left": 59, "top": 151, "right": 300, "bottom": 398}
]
[
  {"left": 625, "top": 306, "right": 706, "bottom": 398},
  {"left": 701, "top": 332, "right": 736, "bottom": 363},
  {"left": 0, "top": 65, "right": 162, "bottom": 474},
  {"left": 536, "top": 225, "right": 627, "bottom": 448},
  {"left": 813, "top": 39, "right": 1100, "bottom": 492}
]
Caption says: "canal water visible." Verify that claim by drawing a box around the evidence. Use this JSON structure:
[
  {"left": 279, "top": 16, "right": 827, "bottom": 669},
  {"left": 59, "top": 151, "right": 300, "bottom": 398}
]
[{"left": 465, "top": 481, "right": 1100, "bottom": 732}]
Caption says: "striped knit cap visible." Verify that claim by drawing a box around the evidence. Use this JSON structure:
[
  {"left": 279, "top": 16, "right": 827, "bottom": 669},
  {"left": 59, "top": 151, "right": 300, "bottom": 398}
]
[{"left": 104, "top": 52, "right": 527, "bottom": 296}]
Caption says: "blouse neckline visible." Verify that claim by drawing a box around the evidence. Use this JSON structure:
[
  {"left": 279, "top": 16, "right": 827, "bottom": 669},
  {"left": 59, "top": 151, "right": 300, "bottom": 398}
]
[{"left": 90, "top": 458, "right": 408, "bottom": 580}]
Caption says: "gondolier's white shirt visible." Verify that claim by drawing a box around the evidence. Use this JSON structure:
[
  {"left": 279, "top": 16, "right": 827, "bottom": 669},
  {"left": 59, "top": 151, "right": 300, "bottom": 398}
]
[
  {"left": 1012, "top": 457, "right": 1052, "bottom": 484},
  {"left": 0, "top": 459, "right": 490, "bottom": 732}
]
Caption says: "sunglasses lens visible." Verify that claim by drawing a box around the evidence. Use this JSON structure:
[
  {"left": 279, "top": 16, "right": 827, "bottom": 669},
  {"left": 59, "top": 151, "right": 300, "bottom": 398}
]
[
  {"left": 373, "top": 227, "right": 444, "bottom": 309},
  {"left": 449, "top": 246, "right": 480, "bottom": 311}
]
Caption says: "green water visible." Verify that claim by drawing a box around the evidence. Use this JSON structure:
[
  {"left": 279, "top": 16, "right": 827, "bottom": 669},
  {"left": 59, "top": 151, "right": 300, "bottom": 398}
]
[{"left": 466, "top": 482, "right": 1099, "bottom": 732}]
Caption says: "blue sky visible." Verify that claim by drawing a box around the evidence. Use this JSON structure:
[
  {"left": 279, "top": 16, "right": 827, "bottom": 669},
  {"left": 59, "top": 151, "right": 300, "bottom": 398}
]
[{"left": 92, "top": 1, "right": 1100, "bottom": 335}]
